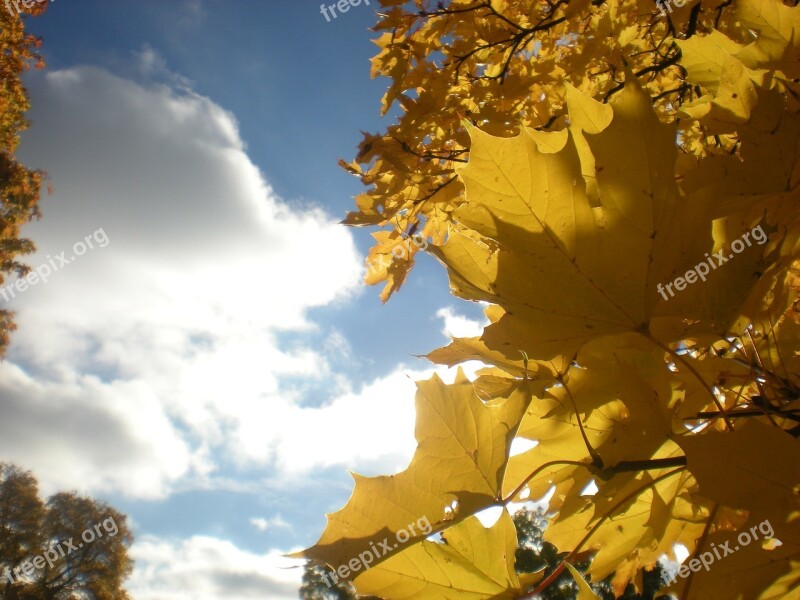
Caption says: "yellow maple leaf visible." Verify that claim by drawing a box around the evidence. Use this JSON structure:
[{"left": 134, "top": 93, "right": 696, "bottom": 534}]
[
  {"left": 433, "top": 75, "right": 726, "bottom": 360},
  {"left": 352, "top": 512, "right": 535, "bottom": 599},
  {"left": 294, "top": 371, "right": 533, "bottom": 576}
]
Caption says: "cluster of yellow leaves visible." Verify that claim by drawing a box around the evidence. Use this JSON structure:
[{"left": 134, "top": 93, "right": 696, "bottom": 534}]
[
  {"left": 0, "top": 6, "right": 48, "bottom": 352},
  {"left": 301, "top": 0, "right": 800, "bottom": 598},
  {"left": 343, "top": 0, "right": 767, "bottom": 301}
]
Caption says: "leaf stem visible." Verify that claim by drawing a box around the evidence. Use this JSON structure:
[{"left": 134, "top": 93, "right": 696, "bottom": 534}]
[
  {"left": 605, "top": 456, "right": 687, "bottom": 474},
  {"left": 558, "top": 373, "right": 604, "bottom": 469}
]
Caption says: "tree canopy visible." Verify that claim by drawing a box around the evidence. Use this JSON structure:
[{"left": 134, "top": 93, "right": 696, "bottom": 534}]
[
  {"left": 0, "top": 463, "right": 134, "bottom": 600},
  {"left": 0, "top": 3, "right": 48, "bottom": 352},
  {"left": 300, "top": 0, "right": 800, "bottom": 598}
]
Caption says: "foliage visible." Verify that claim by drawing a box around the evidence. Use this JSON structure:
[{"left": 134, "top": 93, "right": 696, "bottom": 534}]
[
  {"left": 0, "top": 3, "right": 48, "bottom": 352},
  {"left": 511, "top": 509, "right": 667, "bottom": 600},
  {"left": 0, "top": 463, "right": 134, "bottom": 600},
  {"left": 302, "top": 0, "right": 800, "bottom": 597},
  {"left": 342, "top": 0, "right": 797, "bottom": 302},
  {"left": 300, "top": 508, "right": 668, "bottom": 599}
]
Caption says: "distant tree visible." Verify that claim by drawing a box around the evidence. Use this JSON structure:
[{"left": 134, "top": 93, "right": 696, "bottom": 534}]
[
  {"left": 0, "top": 464, "right": 44, "bottom": 594},
  {"left": 0, "top": 463, "right": 134, "bottom": 600},
  {"left": 514, "top": 507, "right": 587, "bottom": 600},
  {"left": 299, "top": 561, "right": 359, "bottom": 600},
  {"left": 0, "top": 1, "right": 49, "bottom": 352}
]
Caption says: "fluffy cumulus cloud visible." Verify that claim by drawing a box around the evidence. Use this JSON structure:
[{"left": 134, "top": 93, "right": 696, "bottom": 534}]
[
  {"left": 1, "top": 64, "right": 370, "bottom": 498},
  {"left": 0, "top": 362, "right": 191, "bottom": 499},
  {"left": 127, "top": 535, "right": 303, "bottom": 600},
  {"left": 266, "top": 366, "right": 421, "bottom": 476}
]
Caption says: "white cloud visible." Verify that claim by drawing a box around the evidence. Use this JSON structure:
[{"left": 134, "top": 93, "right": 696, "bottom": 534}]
[
  {"left": 265, "top": 366, "right": 421, "bottom": 476},
  {"left": 321, "top": 328, "right": 351, "bottom": 361},
  {"left": 127, "top": 535, "right": 303, "bottom": 600},
  {"left": 0, "top": 361, "right": 193, "bottom": 499},
  {"left": 2, "top": 64, "right": 364, "bottom": 497},
  {"left": 436, "top": 306, "right": 487, "bottom": 339},
  {"left": 6, "top": 62, "right": 484, "bottom": 503},
  {"left": 250, "top": 515, "right": 290, "bottom": 532}
]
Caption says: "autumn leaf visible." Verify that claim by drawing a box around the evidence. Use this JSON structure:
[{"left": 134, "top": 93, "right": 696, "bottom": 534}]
[
  {"left": 565, "top": 563, "right": 601, "bottom": 599},
  {"left": 352, "top": 512, "right": 535, "bottom": 599},
  {"left": 674, "top": 420, "right": 800, "bottom": 522},
  {"left": 432, "top": 75, "right": 722, "bottom": 360},
  {"left": 295, "top": 370, "right": 534, "bottom": 575}
]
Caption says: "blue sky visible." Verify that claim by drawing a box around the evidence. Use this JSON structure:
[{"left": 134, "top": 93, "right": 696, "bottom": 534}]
[{"left": 2, "top": 1, "right": 490, "bottom": 598}]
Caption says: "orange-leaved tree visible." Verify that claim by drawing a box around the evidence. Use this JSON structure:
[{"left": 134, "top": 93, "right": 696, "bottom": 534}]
[
  {"left": 0, "top": 463, "right": 134, "bottom": 600},
  {"left": 0, "top": 2, "right": 48, "bottom": 352},
  {"left": 300, "top": 0, "right": 800, "bottom": 598}
]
